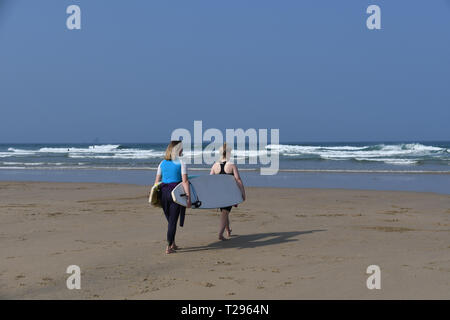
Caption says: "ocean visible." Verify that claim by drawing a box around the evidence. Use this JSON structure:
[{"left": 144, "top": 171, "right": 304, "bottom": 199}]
[{"left": 0, "top": 142, "right": 449, "bottom": 193}]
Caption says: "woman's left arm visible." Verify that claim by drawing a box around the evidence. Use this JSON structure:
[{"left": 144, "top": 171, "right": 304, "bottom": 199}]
[
  {"left": 154, "top": 163, "right": 162, "bottom": 185},
  {"left": 232, "top": 165, "right": 246, "bottom": 201}
]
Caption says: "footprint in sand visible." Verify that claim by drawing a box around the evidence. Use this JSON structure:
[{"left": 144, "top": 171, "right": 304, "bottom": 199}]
[
  {"left": 215, "top": 260, "right": 232, "bottom": 265},
  {"left": 47, "top": 212, "right": 63, "bottom": 217},
  {"left": 378, "top": 209, "right": 409, "bottom": 215},
  {"left": 196, "top": 281, "right": 215, "bottom": 288},
  {"left": 316, "top": 213, "right": 347, "bottom": 217},
  {"left": 359, "top": 226, "right": 417, "bottom": 232}
]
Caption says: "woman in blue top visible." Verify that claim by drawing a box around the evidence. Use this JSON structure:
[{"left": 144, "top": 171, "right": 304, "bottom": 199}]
[{"left": 154, "top": 140, "right": 191, "bottom": 254}]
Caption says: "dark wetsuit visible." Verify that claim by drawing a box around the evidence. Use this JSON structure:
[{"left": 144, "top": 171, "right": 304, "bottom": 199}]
[
  {"left": 158, "top": 160, "right": 186, "bottom": 247},
  {"left": 219, "top": 161, "right": 234, "bottom": 212},
  {"left": 160, "top": 182, "right": 185, "bottom": 246}
]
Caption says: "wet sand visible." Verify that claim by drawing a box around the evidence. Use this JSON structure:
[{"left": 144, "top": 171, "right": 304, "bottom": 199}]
[{"left": 0, "top": 181, "right": 449, "bottom": 299}]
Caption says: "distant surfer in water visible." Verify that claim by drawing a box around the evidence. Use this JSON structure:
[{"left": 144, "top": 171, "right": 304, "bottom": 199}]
[
  {"left": 210, "top": 143, "right": 246, "bottom": 240},
  {"left": 154, "top": 140, "right": 191, "bottom": 254}
]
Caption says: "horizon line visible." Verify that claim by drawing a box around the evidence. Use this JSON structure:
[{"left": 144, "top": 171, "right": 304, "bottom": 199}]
[{"left": 0, "top": 139, "right": 449, "bottom": 145}]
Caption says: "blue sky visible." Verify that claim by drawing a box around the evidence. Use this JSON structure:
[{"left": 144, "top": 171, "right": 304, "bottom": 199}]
[{"left": 0, "top": 0, "right": 449, "bottom": 143}]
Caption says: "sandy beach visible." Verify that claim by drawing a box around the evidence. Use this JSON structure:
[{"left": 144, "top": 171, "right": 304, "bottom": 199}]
[{"left": 0, "top": 181, "right": 449, "bottom": 299}]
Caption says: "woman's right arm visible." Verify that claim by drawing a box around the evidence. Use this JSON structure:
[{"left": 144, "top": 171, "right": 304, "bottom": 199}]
[{"left": 154, "top": 163, "right": 162, "bottom": 185}]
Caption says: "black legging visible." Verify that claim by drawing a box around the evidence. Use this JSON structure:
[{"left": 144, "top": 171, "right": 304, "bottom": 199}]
[{"left": 160, "top": 183, "right": 183, "bottom": 246}]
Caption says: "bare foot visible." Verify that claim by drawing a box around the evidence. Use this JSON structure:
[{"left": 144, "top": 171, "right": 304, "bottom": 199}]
[
  {"left": 219, "top": 235, "right": 228, "bottom": 241},
  {"left": 171, "top": 243, "right": 179, "bottom": 250},
  {"left": 166, "top": 247, "right": 176, "bottom": 254},
  {"left": 226, "top": 228, "right": 232, "bottom": 237}
]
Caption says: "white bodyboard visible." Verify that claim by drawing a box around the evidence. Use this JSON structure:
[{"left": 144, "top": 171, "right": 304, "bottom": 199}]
[{"left": 171, "top": 175, "right": 243, "bottom": 209}]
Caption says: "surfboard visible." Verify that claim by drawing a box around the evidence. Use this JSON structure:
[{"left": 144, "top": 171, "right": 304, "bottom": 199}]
[{"left": 171, "top": 174, "right": 243, "bottom": 209}]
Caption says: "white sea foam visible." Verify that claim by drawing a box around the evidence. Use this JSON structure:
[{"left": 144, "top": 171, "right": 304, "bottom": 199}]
[
  {"left": 5, "top": 148, "right": 35, "bottom": 156},
  {"left": 68, "top": 149, "right": 164, "bottom": 159},
  {"left": 2, "top": 145, "right": 163, "bottom": 160},
  {"left": 38, "top": 144, "right": 121, "bottom": 153},
  {"left": 266, "top": 144, "right": 368, "bottom": 152},
  {"left": 2, "top": 161, "right": 45, "bottom": 166},
  {"left": 355, "top": 158, "right": 419, "bottom": 165},
  {"left": 1, "top": 143, "right": 447, "bottom": 166},
  {"left": 265, "top": 143, "right": 445, "bottom": 163},
  {"left": 181, "top": 149, "right": 269, "bottom": 160}
]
